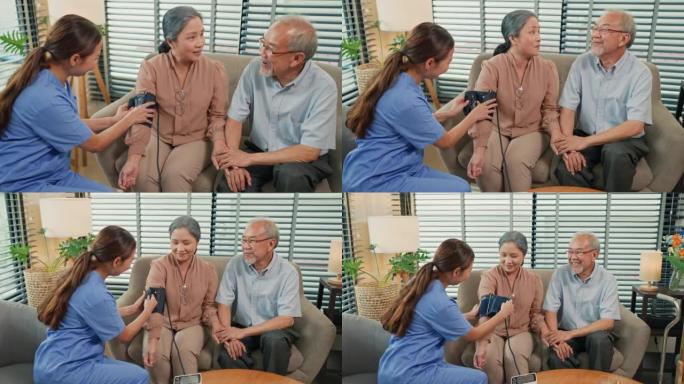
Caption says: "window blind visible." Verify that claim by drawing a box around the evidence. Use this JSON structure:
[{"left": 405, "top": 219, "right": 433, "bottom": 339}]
[
  {"left": 0, "top": 193, "right": 28, "bottom": 303},
  {"left": 0, "top": 0, "right": 43, "bottom": 90}
]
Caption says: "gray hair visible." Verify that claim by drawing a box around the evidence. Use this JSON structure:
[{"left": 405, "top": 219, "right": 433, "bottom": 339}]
[
  {"left": 571, "top": 232, "right": 600, "bottom": 251},
  {"left": 272, "top": 15, "right": 317, "bottom": 61},
  {"left": 247, "top": 217, "right": 280, "bottom": 244},
  {"left": 604, "top": 9, "right": 636, "bottom": 48},
  {"left": 169, "top": 215, "right": 201, "bottom": 241},
  {"left": 159, "top": 6, "right": 203, "bottom": 53},
  {"left": 498, "top": 231, "right": 528, "bottom": 255},
  {"left": 494, "top": 10, "right": 537, "bottom": 56}
]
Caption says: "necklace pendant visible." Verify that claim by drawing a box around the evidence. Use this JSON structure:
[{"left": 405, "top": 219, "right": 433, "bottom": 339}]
[
  {"left": 518, "top": 86, "right": 523, "bottom": 92},
  {"left": 182, "top": 284, "right": 187, "bottom": 289}
]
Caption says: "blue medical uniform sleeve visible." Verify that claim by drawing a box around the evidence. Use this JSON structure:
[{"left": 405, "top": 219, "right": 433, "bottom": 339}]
[
  {"left": 79, "top": 293, "right": 125, "bottom": 343},
  {"left": 392, "top": 96, "right": 445, "bottom": 150},
  {"left": 33, "top": 95, "right": 93, "bottom": 153},
  {"left": 432, "top": 300, "right": 472, "bottom": 342}
]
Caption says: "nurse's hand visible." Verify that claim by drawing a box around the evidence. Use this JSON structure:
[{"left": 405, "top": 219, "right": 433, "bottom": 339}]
[
  {"left": 143, "top": 293, "right": 158, "bottom": 315},
  {"left": 123, "top": 102, "right": 156, "bottom": 126},
  {"left": 144, "top": 339, "right": 158, "bottom": 367},
  {"left": 499, "top": 300, "right": 514, "bottom": 318},
  {"left": 467, "top": 147, "right": 486, "bottom": 180},
  {"left": 118, "top": 158, "right": 140, "bottom": 191},
  {"left": 132, "top": 290, "right": 146, "bottom": 312},
  {"left": 467, "top": 99, "right": 497, "bottom": 123},
  {"left": 440, "top": 95, "right": 469, "bottom": 120},
  {"left": 113, "top": 104, "right": 129, "bottom": 123}
]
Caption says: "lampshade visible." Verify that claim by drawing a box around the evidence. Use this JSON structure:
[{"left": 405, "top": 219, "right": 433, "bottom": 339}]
[
  {"left": 367, "top": 215, "right": 419, "bottom": 254},
  {"left": 328, "top": 238, "right": 343, "bottom": 274},
  {"left": 48, "top": 0, "right": 105, "bottom": 25},
  {"left": 639, "top": 250, "right": 662, "bottom": 282},
  {"left": 376, "top": 0, "right": 433, "bottom": 32},
  {"left": 39, "top": 198, "right": 92, "bottom": 238}
]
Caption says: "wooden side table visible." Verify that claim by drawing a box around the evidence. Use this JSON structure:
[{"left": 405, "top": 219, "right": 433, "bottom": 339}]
[
  {"left": 316, "top": 277, "right": 342, "bottom": 326},
  {"left": 201, "top": 369, "right": 301, "bottom": 384},
  {"left": 536, "top": 369, "right": 641, "bottom": 383}
]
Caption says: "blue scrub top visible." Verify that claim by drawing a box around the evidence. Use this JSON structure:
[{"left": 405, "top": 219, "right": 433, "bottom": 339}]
[
  {"left": 378, "top": 279, "right": 472, "bottom": 384},
  {"left": 342, "top": 72, "right": 445, "bottom": 191},
  {"left": 0, "top": 69, "right": 93, "bottom": 190},
  {"left": 34, "top": 271, "right": 124, "bottom": 383}
]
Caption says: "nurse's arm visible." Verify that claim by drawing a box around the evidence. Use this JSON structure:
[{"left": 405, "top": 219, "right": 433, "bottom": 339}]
[
  {"left": 462, "top": 309, "right": 508, "bottom": 342},
  {"left": 82, "top": 116, "right": 118, "bottom": 132},
  {"left": 433, "top": 113, "right": 477, "bottom": 149},
  {"left": 79, "top": 102, "right": 154, "bottom": 153},
  {"left": 116, "top": 297, "right": 156, "bottom": 343}
]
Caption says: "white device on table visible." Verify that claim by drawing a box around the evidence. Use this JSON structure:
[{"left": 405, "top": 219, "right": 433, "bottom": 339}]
[
  {"left": 173, "top": 373, "right": 202, "bottom": 384},
  {"left": 511, "top": 372, "right": 537, "bottom": 384}
]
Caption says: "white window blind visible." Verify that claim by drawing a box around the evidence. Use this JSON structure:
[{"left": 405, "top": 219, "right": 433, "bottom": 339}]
[
  {"left": 0, "top": 193, "right": 28, "bottom": 302},
  {"left": 105, "top": 0, "right": 341, "bottom": 98},
  {"left": 341, "top": 0, "right": 364, "bottom": 105},
  {"left": 0, "top": 0, "right": 44, "bottom": 90}
]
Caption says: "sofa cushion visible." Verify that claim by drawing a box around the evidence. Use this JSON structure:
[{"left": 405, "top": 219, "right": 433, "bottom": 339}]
[
  {"left": 342, "top": 373, "right": 378, "bottom": 384},
  {"left": 0, "top": 363, "right": 34, "bottom": 384}
]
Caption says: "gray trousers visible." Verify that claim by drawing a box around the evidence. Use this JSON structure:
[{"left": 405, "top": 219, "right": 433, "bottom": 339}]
[
  {"left": 555, "top": 130, "right": 648, "bottom": 192},
  {"left": 217, "top": 327, "right": 298, "bottom": 375},
  {"left": 215, "top": 141, "right": 332, "bottom": 192},
  {"left": 548, "top": 330, "right": 615, "bottom": 372}
]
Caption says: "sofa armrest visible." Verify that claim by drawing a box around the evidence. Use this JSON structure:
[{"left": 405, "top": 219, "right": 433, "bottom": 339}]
[
  {"left": 342, "top": 313, "right": 390, "bottom": 377},
  {"left": 294, "top": 297, "right": 336, "bottom": 382},
  {"left": 613, "top": 305, "right": 650, "bottom": 378},
  {"left": 645, "top": 102, "right": 684, "bottom": 191},
  {"left": 0, "top": 301, "right": 46, "bottom": 366},
  {"left": 436, "top": 92, "right": 471, "bottom": 180},
  {"left": 92, "top": 92, "right": 134, "bottom": 188}
]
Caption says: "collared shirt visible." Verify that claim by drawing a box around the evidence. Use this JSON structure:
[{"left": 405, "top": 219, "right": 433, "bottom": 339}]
[
  {"left": 228, "top": 58, "right": 336, "bottom": 154},
  {"left": 144, "top": 254, "right": 219, "bottom": 340},
  {"left": 478, "top": 265, "right": 545, "bottom": 337},
  {"left": 34, "top": 271, "right": 124, "bottom": 383},
  {"left": 470, "top": 52, "right": 561, "bottom": 148},
  {"left": 216, "top": 252, "right": 301, "bottom": 327},
  {"left": 0, "top": 69, "right": 93, "bottom": 190},
  {"left": 342, "top": 72, "right": 445, "bottom": 192},
  {"left": 125, "top": 52, "right": 228, "bottom": 155},
  {"left": 559, "top": 50, "right": 652, "bottom": 137},
  {"left": 378, "top": 279, "right": 472, "bottom": 384},
  {"left": 543, "top": 263, "right": 621, "bottom": 331}
]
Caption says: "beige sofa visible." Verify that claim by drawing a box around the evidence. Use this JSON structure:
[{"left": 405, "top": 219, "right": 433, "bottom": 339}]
[
  {"left": 444, "top": 269, "right": 650, "bottom": 378},
  {"left": 108, "top": 255, "right": 336, "bottom": 384},
  {"left": 92, "top": 53, "right": 343, "bottom": 192},
  {"left": 436, "top": 53, "right": 684, "bottom": 192},
  {"left": 0, "top": 300, "right": 47, "bottom": 384}
]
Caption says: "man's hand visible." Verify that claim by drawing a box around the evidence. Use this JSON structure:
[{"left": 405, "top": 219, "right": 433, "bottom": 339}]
[
  {"left": 551, "top": 341, "right": 574, "bottom": 361},
  {"left": 217, "top": 148, "right": 253, "bottom": 169},
  {"left": 215, "top": 326, "right": 246, "bottom": 343},
  {"left": 556, "top": 135, "right": 589, "bottom": 153},
  {"left": 223, "top": 167, "right": 252, "bottom": 192},
  {"left": 561, "top": 151, "right": 587, "bottom": 175},
  {"left": 223, "top": 339, "right": 247, "bottom": 360},
  {"left": 546, "top": 329, "right": 573, "bottom": 345}
]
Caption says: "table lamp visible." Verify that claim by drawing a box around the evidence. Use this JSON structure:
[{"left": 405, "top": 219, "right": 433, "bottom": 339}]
[
  {"left": 328, "top": 238, "right": 343, "bottom": 287},
  {"left": 375, "top": 0, "right": 441, "bottom": 108},
  {"left": 40, "top": 197, "right": 92, "bottom": 237},
  {"left": 639, "top": 250, "right": 662, "bottom": 292}
]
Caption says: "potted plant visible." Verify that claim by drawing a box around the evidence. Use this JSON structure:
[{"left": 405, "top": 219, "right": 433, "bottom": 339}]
[
  {"left": 59, "top": 233, "right": 96, "bottom": 266},
  {"left": 342, "top": 244, "right": 401, "bottom": 320},
  {"left": 664, "top": 231, "right": 684, "bottom": 289},
  {"left": 342, "top": 36, "right": 381, "bottom": 95},
  {"left": 388, "top": 248, "right": 430, "bottom": 284}
]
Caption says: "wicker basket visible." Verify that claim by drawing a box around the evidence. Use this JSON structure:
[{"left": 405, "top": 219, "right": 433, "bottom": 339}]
[
  {"left": 354, "top": 281, "right": 401, "bottom": 321},
  {"left": 355, "top": 63, "right": 382, "bottom": 95},
  {"left": 24, "top": 269, "right": 63, "bottom": 308}
]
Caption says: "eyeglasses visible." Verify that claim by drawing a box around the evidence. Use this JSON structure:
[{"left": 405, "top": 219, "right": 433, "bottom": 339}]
[
  {"left": 241, "top": 237, "right": 272, "bottom": 247},
  {"left": 590, "top": 23, "right": 626, "bottom": 36},
  {"left": 566, "top": 248, "right": 597, "bottom": 257},
  {"left": 259, "top": 37, "right": 301, "bottom": 56}
]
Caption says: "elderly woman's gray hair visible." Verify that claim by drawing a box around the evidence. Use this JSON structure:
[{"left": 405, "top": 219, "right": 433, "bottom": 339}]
[
  {"left": 272, "top": 15, "right": 317, "bottom": 61},
  {"left": 158, "top": 6, "right": 203, "bottom": 53},
  {"left": 169, "top": 215, "right": 201, "bottom": 241},
  {"left": 498, "top": 231, "right": 528, "bottom": 255},
  {"left": 604, "top": 9, "right": 636, "bottom": 48},
  {"left": 494, "top": 10, "right": 537, "bottom": 56}
]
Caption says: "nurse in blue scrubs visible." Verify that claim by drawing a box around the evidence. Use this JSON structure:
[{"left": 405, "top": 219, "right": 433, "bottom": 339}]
[
  {"left": 34, "top": 225, "right": 157, "bottom": 384},
  {"left": 343, "top": 22, "right": 496, "bottom": 192},
  {"left": 379, "top": 238, "right": 514, "bottom": 384},
  {"left": 0, "top": 15, "right": 154, "bottom": 192}
]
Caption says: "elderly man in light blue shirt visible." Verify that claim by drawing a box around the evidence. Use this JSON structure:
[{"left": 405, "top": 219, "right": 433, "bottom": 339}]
[
  {"left": 214, "top": 15, "right": 337, "bottom": 192},
  {"left": 554, "top": 9, "right": 652, "bottom": 191},
  {"left": 543, "top": 232, "right": 621, "bottom": 372},
  {"left": 214, "top": 218, "right": 302, "bottom": 375}
]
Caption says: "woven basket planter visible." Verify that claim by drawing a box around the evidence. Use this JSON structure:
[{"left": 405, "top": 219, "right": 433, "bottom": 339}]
[
  {"left": 24, "top": 268, "right": 63, "bottom": 308},
  {"left": 354, "top": 281, "right": 400, "bottom": 321},
  {"left": 355, "top": 63, "right": 382, "bottom": 95}
]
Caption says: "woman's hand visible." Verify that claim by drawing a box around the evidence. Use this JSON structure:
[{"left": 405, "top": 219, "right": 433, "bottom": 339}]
[
  {"left": 468, "top": 99, "right": 497, "bottom": 122},
  {"left": 473, "top": 342, "right": 488, "bottom": 369},
  {"left": 224, "top": 339, "right": 246, "bottom": 360},
  {"left": 124, "top": 102, "right": 156, "bottom": 126},
  {"left": 118, "top": 158, "right": 141, "bottom": 191},
  {"left": 144, "top": 338, "right": 158, "bottom": 367},
  {"left": 467, "top": 147, "right": 486, "bottom": 179}
]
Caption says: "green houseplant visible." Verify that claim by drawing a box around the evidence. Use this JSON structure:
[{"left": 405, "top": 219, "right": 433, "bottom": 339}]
[
  {"left": 59, "top": 233, "right": 96, "bottom": 265},
  {"left": 388, "top": 248, "right": 430, "bottom": 283}
]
